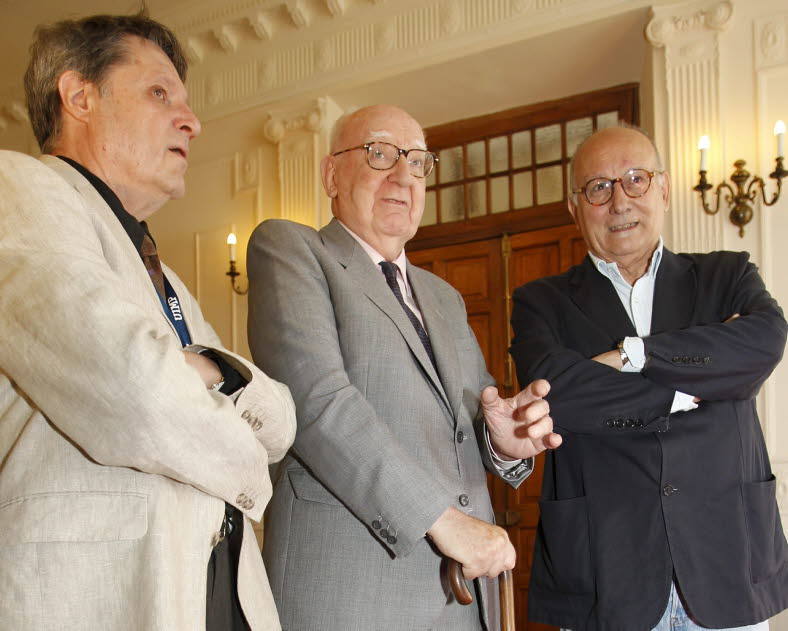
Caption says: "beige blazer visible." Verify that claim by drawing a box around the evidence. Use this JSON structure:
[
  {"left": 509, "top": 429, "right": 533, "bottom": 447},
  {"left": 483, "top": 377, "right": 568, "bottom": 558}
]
[{"left": 0, "top": 151, "right": 296, "bottom": 630}]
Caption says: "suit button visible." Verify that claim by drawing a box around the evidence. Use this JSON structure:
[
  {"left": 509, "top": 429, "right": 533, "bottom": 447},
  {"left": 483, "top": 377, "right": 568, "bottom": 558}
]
[
  {"left": 241, "top": 410, "right": 251, "bottom": 420},
  {"left": 614, "top": 419, "right": 624, "bottom": 428},
  {"left": 682, "top": 356, "right": 690, "bottom": 363},
  {"left": 387, "top": 535, "right": 397, "bottom": 545},
  {"left": 458, "top": 494, "right": 470, "bottom": 507},
  {"left": 380, "top": 528, "right": 389, "bottom": 537},
  {"left": 672, "top": 356, "right": 681, "bottom": 363},
  {"left": 606, "top": 419, "right": 615, "bottom": 427},
  {"left": 236, "top": 493, "right": 247, "bottom": 505},
  {"left": 662, "top": 484, "right": 678, "bottom": 496},
  {"left": 372, "top": 520, "right": 381, "bottom": 530},
  {"left": 634, "top": 420, "right": 643, "bottom": 428},
  {"left": 457, "top": 430, "right": 465, "bottom": 443},
  {"left": 703, "top": 356, "right": 711, "bottom": 364}
]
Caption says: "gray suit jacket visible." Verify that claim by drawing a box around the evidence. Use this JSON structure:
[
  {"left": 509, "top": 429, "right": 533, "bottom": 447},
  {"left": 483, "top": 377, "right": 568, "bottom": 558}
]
[
  {"left": 248, "top": 218, "right": 522, "bottom": 630},
  {"left": 0, "top": 151, "right": 296, "bottom": 630}
]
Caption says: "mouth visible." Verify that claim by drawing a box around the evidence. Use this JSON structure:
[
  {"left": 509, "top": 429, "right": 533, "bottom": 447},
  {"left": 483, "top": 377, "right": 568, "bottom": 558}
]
[
  {"left": 381, "top": 197, "right": 409, "bottom": 208},
  {"left": 608, "top": 220, "right": 639, "bottom": 233},
  {"left": 168, "top": 146, "right": 188, "bottom": 159}
]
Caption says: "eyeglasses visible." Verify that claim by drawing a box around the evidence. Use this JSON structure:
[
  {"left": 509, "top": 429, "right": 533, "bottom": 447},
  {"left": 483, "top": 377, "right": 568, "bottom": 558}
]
[
  {"left": 572, "top": 168, "right": 663, "bottom": 206},
  {"left": 331, "top": 141, "right": 438, "bottom": 178}
]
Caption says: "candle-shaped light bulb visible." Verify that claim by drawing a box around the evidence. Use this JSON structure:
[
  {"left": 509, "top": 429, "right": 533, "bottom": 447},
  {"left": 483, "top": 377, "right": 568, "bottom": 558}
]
[
  {"left": 226, "top": 232, "right": 237, "bottom": 262},
  {"left": 698, "top": 135, "right": 710, "bottom": 172},
  {"left": 775, "top": 120, "right": 785, "bottom": 158}
]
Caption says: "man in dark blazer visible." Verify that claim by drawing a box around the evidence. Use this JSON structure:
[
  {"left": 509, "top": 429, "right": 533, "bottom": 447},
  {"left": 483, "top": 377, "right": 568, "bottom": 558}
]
[
  {"left": 247, "top": 104, "right": 561, "bottom": 630},
  {"left": 511, "top": 125, "right": 788, "bottom": 631}
]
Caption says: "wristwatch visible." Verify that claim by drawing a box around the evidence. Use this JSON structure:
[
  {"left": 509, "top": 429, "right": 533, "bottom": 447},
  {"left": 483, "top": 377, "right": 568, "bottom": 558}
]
[
  {"left": 183, "top": 344, "right": 225, "bottom": 391},
  {"left": 617, "top": 340, "right": 630, "bottom": 367}
]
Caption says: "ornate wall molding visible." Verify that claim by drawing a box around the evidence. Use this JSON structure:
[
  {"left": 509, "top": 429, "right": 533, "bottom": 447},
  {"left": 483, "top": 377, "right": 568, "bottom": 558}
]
[
  {"left": 264, "top": 97, "right": 343, "bottom": 228},
  {"left": 156, "top": 0, "right": 653, "bottom": 123},
  {"left": 755, "top": 13, "right": 788, "bottom": 69},
  {"left": 647, "top": 0, "right": 733, "bottom": 253}
]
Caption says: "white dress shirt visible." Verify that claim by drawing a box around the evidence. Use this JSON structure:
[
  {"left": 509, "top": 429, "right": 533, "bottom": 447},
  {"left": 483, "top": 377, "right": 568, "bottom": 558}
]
[{"left": 588, "top": 238, "right": 697, "bottom": 413}]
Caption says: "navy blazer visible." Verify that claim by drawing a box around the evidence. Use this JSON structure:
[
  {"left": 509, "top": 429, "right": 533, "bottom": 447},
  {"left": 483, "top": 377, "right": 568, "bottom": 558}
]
[{"left": 511, "top": 249, "right": 788, "bottom": 631}]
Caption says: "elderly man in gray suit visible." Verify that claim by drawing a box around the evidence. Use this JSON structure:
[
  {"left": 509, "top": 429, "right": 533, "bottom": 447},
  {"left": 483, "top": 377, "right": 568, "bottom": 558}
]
[
  {"left": 0, "top": 13, "right": 295, "bottom": 630},
  {"left": 248, "top": 104, "right": 562, "bottom": 631}
]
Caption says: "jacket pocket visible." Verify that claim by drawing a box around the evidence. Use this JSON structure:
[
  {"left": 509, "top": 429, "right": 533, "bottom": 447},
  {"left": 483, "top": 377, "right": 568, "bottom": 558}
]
[
  {"left": 0, "top": 492, "right": 147, "bottom": 544},
  {"left": 537, "top": 495, "right": 594, "bottom": 594},
  {"left": 742, "top": 475, "right": 788, "bottom": 583},
  {"left": 288, "top": 468, "right": 344, "bottom": 506}
]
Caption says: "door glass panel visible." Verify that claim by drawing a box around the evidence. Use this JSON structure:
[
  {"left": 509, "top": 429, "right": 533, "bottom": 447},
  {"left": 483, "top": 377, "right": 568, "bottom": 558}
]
[
  {"left": 422, "top": 190, "right": 437, "bottom": 226},
  {"left": 513, "top": 171, "right": 533, "bottom": 208},
  {"left": 535, "top": 124, "right": 561, "bottom": 163},
  {"left": 566, "top": 117, "right": 593, "bottom": 158},
  {"left": 490, "top": 176, "right": 509, "bottom": 214},
  {"left": 439, "top": 146, "right": 463, "bottom": 183},
  {"left": 537, "top": 165, "right": 563, "bottom": 204},
  {"left": 489, "top": 136, "right": 508, "bottom": 173},
  {"left": 440, "top": 184, "right": 465, "bottom": 222},
  {"left": 466, "top": 141, "right": 485, "bottom": 178},
  {"left": 467, "top": 180, "right": 487, "bottom": 218},
  {"left": 597, "top": 111, "right": 619, "bottom": 129},
  {"left": 512, "top": 130, "right": 532, "bottom": 169}
]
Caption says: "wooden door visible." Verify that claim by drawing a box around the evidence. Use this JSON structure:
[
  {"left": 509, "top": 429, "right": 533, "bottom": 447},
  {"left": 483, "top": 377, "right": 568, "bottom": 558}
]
[{"left": 408, "top": 223, "right": 586, "bottom": 629}]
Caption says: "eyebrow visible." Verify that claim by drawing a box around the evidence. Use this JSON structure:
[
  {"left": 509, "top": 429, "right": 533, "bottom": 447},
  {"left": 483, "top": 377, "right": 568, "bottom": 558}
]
[{"left": 366, "top": 130, "right": 427, "bottom": 150}]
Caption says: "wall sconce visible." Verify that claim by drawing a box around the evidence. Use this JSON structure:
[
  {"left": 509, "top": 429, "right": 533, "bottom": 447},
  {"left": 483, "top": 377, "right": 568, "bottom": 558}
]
[
  {"left": 694, "top": 121, "right": 786, "bottom": 237},
  {"left": 226, "top": 232, "right": 248, "bottom": 295}
]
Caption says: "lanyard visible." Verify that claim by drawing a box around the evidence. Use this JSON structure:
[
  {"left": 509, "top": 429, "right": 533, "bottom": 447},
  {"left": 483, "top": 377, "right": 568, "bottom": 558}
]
[{"left": 157, "top": 275, "right": 192, "bottom": 347}]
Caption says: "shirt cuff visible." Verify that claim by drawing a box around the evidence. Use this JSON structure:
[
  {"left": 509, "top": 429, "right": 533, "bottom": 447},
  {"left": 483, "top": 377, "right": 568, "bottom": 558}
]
[
  {"left": 670, "top": 391, "right": 698, "bottom": 413},
  {"left": 622, "top": 336, "right": 646, "bottom": 372},
  {"left": 484, "top": 424, "right": 523, "bottom": 469}
]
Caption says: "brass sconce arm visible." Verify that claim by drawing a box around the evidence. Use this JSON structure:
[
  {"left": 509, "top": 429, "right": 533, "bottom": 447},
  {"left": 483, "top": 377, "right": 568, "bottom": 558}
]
[
  {"left": 694, "top": 157, "right": 786, "bottom": 237},
  {"left": 226, "top": 259, "right": 249, "bottom": 295}
]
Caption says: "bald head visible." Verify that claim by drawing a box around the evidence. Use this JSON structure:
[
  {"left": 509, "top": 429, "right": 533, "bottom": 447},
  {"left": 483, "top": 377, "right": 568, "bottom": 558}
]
[
  {"left": 330, "top": 105, "right": 425, "bottom": 154},
  {"left": 570, "top": 125, "right": 663, "bottom": 196},
  {"left": 321, "top": 104, "right": 427, "bottom": 261},
  {"left": 567, "top": 125, "right": 670, "bottom": 280}
]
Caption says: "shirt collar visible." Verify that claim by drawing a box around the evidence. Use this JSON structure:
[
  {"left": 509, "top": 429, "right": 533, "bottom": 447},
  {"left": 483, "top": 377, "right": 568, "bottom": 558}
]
[
  {"left": 588, "top": 236, "right": 664, "bottom": 286},
  {"left": 337, "top": 220, "right": 410, "bottom": 283},
  {"left": 56, "top": 155, "right": 151, "bottom": 256}
]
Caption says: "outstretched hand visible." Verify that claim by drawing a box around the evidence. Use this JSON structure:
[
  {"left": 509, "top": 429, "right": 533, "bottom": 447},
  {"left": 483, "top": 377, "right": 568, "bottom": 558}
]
[{"left": 481, "top": 379, "right": 562, "bottom": 460}]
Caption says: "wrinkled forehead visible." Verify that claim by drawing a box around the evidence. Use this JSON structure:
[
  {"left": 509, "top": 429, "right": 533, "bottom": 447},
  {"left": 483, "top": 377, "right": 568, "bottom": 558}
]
[
  {"left": 343, "top": 109, "right": 426, "bottom": 149},
  {"left": 574, "top": 130, "right": 658, "bottom": 180}
]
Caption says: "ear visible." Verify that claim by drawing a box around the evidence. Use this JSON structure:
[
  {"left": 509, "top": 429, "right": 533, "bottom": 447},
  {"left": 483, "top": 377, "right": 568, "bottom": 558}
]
[
  {"left": 57, "top": 70, "right": 94, "bottom": 125},
  {"left": 567, "top": 197, "right": 579, "bottom": 225},
  {"left": 320, "top": 154, "right": 338, "bottom": 198},
  {"left": 659, "top": 170, "right": 671, "bottom": 209}
]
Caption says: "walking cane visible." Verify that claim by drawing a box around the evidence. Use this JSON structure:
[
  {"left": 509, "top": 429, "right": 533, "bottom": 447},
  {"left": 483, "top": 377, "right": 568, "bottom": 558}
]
[{"left": 447, "top": 559, "right": 516, "bottom": 631}]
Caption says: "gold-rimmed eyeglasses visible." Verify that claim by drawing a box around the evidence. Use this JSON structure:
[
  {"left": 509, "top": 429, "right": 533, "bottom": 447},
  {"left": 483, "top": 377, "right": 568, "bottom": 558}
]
[
  {"left": 332, "top": 141, "right": 438, "bottom": 178},
  {"left": 573, "top": 168, "right": 663, "bottom": 206}
]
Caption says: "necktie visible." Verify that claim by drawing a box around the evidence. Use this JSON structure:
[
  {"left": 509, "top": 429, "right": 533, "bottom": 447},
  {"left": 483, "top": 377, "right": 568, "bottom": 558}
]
[
  {"left": 141, "top": 233, "right": 166, "bottom": 300},
  {"left": 379, "top": 261, "right": 436, "bottom": 368}
]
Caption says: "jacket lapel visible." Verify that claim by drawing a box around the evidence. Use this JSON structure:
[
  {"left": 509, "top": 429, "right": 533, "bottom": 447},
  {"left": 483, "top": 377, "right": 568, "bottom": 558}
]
[
  {"left": 650, "top": 248, "right": 696, "bottom": 334},
  {"left": 320, "top": 220, "right": 452, "bottom": 413},
  {"left": 408, "top": 264, "right": 462, "bottom": 421},
  {"left": 41, "top": 155, "right": 183, "bottom": 340},
  {"left": 569, "top": 256, "right": 637, "bottom": 342}
]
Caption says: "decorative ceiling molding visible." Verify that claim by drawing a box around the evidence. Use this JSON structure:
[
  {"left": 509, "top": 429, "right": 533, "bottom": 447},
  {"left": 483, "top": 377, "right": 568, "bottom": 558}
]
[
  {"left": 0, "top": 0, "right": 651, "bottom": 132},
  {"left": 646, "top": 0, "right": 733, "bottom": 48},
  {"left": 173, "top": 0, "right": 649, "bottom": 123}
]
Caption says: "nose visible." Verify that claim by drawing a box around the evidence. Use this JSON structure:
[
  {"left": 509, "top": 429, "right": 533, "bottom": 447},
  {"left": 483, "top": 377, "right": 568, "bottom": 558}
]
[
  {"left": 608, "top": 179, "right": 629, "bottom": 214},
  {"left": 388, "top": 154, "right": 416, "bottom": 186},
  {"left": 177, "top": 103, "right": 202, "bottom": 139}
]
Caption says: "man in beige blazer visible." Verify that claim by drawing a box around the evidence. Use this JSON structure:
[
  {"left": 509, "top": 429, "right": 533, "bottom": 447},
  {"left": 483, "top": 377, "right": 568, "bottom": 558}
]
[{"left": 0, "top": 13, "right": 295, "bottom": 630}]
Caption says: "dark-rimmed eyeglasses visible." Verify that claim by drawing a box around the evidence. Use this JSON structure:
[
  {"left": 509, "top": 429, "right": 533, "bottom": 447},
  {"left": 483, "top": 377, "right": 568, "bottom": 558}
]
[
  {"left": 331, "top": 141, "right": 438, "bottom": 178},
  {"left": 572, "top": 168, "right": 664, "bottom": 206}
]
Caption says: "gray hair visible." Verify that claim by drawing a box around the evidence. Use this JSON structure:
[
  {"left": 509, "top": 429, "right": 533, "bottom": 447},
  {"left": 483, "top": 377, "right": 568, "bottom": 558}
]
[
  {"left": 568, "top": 122, "right": 664, "bottom": 202},
  {"left": 24, "top": 10, "right": 187, "bottom": 153}
]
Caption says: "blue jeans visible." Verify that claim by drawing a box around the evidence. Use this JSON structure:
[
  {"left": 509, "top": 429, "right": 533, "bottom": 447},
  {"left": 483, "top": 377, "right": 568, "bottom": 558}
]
[
  {"left": 651, "top": 582, "right": 769, "bottom": 631},
  {"left": 563, "top": 582, "right": 769, "bottom": 631}
]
